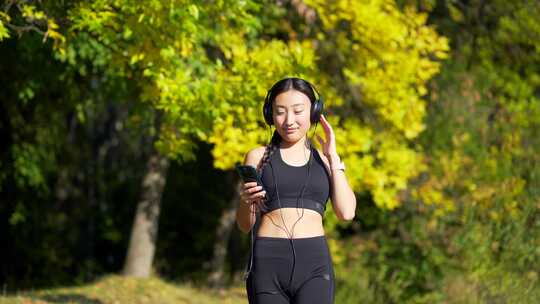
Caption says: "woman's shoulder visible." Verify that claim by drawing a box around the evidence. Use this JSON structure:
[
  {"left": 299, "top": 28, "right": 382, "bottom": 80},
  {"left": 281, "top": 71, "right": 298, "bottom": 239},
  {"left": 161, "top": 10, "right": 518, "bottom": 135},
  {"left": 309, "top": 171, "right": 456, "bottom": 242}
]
[{"left": 243, "top": 146, "right": 267, "bottom": 167}]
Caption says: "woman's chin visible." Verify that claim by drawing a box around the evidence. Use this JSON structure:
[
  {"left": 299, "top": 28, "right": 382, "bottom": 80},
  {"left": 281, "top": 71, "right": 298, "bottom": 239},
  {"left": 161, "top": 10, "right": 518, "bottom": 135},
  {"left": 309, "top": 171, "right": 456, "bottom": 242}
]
[{"left": 281, "top": 132, "right": 303, "bottom": 142}]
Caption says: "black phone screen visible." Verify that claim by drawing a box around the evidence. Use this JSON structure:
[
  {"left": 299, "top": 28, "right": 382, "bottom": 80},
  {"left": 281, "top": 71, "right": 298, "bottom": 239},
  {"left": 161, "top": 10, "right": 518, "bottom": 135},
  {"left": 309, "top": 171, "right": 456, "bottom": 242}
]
[
  {"left": 235, "top": 165, "right": 258, "bottom": 182},
  {"left": 235, "top": 165, "right": 265, "bottom": 191}
]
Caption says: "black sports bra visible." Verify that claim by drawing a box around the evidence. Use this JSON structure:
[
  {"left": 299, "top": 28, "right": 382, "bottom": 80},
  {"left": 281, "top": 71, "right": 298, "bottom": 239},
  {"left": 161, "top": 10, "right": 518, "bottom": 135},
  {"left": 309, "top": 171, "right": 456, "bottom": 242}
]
[{"left": 259, "top": 146, "right": 331, "bottom": 217}]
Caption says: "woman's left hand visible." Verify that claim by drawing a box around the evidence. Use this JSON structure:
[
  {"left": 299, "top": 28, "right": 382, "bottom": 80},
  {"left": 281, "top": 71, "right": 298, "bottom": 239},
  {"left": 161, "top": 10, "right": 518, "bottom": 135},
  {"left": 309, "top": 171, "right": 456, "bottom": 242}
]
[{"left": 316, "top": 114, "right": 339, "bottom": 159}]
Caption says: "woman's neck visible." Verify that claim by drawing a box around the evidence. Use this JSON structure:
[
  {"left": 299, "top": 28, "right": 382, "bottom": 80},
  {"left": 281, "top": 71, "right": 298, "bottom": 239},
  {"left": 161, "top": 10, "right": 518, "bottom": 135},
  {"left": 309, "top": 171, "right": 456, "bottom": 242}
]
[{"left": 279, "top": 136, "right": 311, "bottom": 153}]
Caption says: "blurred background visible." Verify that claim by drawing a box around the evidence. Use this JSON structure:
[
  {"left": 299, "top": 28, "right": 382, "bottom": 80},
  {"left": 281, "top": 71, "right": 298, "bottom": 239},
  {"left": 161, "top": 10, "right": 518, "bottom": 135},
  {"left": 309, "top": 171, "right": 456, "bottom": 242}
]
[{"left": 1, "top": 0, "right": 539, "bottom": 303}]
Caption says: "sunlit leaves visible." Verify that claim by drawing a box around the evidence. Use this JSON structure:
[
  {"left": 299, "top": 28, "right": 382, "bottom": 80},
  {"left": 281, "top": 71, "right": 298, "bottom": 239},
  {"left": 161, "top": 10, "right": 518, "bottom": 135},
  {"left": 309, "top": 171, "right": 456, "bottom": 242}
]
[
  {"left": 0, "top": 2, "right": 65, "bottom": 53},
  {"left": 284, "top": 0, "right": 449, "bottom": 209},
  {"left": 0, "top": 12, "right": 11, "bottom": 40},
  {"left": 40, "top": 0, "right": 448, "bottom": 211},
  {"left": 307, "top": 0, "right": 449, "bottom": 138},
  {"left": 209, "top": 37, "right": 319, "bottom": 169}
]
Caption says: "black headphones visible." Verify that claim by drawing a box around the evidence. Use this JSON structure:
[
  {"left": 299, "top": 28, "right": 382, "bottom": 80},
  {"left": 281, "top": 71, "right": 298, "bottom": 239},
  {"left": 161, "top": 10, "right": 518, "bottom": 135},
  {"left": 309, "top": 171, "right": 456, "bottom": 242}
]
[{"left": 262, "top": 79, "right": 324, "bottom": 126}]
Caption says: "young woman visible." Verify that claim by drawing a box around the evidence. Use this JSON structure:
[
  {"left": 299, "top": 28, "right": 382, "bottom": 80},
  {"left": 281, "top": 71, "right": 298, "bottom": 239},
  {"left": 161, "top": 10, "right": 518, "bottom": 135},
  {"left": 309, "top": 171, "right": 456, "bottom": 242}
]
[{"left": 236, "top": 77, "right": 356, "bottom": 304}]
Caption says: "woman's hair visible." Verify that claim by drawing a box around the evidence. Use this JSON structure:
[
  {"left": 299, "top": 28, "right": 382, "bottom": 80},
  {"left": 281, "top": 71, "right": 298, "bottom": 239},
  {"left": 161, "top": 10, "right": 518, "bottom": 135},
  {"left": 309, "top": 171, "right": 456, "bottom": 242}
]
[{"left": 256, "top": 77, "right": 318, "bottom": 176}]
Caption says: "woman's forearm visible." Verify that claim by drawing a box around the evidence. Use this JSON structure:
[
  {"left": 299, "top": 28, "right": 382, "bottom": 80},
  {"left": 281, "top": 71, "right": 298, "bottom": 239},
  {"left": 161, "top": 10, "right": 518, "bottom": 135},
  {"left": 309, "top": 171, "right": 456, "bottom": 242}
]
[
  {"left": 236, "top": 197, "right": 257, "bottom": 233},
  {"left": 329, "top": 154, "right": 357, "bottom": 220}
]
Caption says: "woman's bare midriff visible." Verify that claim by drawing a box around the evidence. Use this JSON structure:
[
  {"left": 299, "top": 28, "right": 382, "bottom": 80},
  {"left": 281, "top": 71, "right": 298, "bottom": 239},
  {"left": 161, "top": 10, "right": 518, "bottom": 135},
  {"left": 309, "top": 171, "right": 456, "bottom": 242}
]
[{"left": 256, "top": 208, "right": 325, "bottom": 238}]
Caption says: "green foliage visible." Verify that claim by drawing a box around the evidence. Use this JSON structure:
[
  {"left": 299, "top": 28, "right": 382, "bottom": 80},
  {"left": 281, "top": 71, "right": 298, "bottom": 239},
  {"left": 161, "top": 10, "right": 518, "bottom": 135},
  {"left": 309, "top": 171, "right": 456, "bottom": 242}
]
[
  {"left": 0, "top": 14, "right": 11, "bottom": 40},
  {"left": 333, "top": 200, "right": 449, "bottom": 303},
  {"left": 59, "top": 0, "right": 449, "bottom": 211},
  {"left": 1, "top": 0, "right": 448, "bottom": 292},
  {"left": 4, "top": 1, "right": 540, "bottom": 303},
  {"left": 332, "top": 1, "right": 540, "bottom": 302},
  {"left": 0, "top": 1, "right": 65, "bottom": 49},
  {"left": 303, "top": 0, "right": 449, "bottom": 209},
  {"left": 408, "top": 1, "right": 540, "bottom": 299},
  {"left": 66, "top": 0, "right": 267, "bottom": 162}
]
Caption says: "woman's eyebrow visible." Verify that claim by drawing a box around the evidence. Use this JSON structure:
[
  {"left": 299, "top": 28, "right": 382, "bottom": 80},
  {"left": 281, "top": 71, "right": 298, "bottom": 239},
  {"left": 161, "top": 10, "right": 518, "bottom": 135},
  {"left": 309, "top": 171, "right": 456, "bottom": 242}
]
[{"left": 276, "top": 103, "right": 305, "bottom": 108}]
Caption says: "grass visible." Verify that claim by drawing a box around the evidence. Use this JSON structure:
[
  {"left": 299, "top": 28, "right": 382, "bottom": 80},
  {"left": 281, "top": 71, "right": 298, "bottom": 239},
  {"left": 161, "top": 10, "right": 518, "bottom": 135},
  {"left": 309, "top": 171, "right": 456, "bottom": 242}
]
[{"left": 0, "top": 274, "right": 246, "bottom": 304}]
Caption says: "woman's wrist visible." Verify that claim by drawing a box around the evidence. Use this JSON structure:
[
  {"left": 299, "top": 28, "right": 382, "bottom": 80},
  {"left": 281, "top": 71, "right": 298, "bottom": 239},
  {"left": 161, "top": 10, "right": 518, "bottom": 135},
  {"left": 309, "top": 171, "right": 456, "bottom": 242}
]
[
  {"left": 328, "top": 153, "right": 341, "bottom": 165},
  {"left": 328, "top": 153, "right": 345, "bottom": 171}
]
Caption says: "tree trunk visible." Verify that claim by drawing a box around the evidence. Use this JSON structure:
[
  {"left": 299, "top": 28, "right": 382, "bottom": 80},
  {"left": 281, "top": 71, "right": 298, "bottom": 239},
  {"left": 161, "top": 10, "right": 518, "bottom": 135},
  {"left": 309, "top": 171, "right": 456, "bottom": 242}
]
[
  {"left": 207, "top": 172, "right": 242, "bottom": 288},
  {"left": 122, "top": 149, "right": 170, "bottom": 277}
]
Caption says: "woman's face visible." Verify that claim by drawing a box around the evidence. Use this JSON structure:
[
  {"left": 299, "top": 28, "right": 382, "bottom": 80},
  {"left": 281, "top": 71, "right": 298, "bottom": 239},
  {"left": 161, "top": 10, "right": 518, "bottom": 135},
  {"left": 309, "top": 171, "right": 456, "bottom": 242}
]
[{"left": 272, "top": 90, "right": 312, "bottom": 143}]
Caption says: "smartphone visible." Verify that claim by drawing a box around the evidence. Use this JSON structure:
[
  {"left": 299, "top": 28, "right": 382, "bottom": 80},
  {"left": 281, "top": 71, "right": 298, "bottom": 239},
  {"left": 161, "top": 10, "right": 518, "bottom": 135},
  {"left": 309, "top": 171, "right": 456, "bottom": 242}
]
[{"left": 235, "top": 164, "right": 265, "bottom": 192}]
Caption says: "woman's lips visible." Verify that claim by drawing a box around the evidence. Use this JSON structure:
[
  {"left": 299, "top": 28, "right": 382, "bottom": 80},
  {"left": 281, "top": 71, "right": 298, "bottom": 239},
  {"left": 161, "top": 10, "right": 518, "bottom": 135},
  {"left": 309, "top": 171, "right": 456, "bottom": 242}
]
[{"left": 285, "top": 128, "right": 298, "bottom": 134}]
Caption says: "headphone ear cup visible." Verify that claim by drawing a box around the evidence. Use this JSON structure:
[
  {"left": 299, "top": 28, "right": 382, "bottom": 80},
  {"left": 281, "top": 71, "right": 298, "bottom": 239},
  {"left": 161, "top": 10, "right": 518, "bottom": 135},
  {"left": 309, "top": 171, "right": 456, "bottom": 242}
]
[
  {"left": 262, "top": 90, "right": 274, "bottom": 126},
  {"left": 263, "top": 101, "right": 273, "bottom": 125},
  {"left": 311, "top": 96, "right": 324, "bottom": 123}
]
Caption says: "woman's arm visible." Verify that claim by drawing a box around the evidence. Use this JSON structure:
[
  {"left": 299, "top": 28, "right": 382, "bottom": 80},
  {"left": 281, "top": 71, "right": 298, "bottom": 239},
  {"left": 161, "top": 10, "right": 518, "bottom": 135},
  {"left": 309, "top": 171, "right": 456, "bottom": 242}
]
[
  {"left": 236, "top": 147, "right": 266, "bottom": 233},
  {"left": 236, "top": 184, "right": 257, "bottom": 233},
  {"left": 327, "top": 154, "right": 356, "bottom": 220},
  {"left": 318, "top": 150, "right": 357, "bottom": 221},
  {"left": 316, "top": 114, "right": 357, "bottom": 221}
]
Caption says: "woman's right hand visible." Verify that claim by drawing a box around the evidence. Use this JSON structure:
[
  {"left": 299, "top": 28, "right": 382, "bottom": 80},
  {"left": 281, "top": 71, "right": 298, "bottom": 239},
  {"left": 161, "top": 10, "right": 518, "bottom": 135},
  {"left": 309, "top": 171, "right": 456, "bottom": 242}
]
[{"left": 240, "top": 182, "right": 266, "bottom": 208}]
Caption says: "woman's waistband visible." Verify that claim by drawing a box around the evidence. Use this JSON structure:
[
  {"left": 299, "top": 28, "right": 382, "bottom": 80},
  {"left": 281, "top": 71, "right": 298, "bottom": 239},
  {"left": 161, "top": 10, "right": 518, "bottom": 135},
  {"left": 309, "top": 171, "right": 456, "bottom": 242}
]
[
  {"left": 253, "top": 235, "right": 330, "bottom": 258},
  {"left": 255, "top": 235, "right": 326, "bottom": 241}
]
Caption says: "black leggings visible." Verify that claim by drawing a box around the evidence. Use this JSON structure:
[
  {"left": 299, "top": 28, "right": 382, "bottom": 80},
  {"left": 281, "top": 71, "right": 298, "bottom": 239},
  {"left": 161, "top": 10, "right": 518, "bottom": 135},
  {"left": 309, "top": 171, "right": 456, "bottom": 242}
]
[{"left": 246, "top": 235, "right": 335, "bottom": 303}]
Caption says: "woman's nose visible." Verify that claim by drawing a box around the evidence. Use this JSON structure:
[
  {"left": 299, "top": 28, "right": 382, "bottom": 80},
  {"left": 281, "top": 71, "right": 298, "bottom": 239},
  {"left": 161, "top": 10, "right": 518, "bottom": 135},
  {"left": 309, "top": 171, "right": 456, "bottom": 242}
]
[{"left": 286, "top": 113, "right": 295, "bottom": 125}]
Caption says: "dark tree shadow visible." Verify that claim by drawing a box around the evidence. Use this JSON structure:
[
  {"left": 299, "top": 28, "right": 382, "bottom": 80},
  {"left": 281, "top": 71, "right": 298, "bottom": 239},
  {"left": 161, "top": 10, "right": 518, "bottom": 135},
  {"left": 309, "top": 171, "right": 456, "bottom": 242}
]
[{"left": 34, "top": 294, "right": 103, "bottom": 304}]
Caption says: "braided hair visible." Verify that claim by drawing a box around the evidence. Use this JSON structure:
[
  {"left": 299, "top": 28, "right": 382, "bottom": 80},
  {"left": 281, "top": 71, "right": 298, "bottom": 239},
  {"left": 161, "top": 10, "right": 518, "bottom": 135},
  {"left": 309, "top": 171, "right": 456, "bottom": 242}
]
[
  {"left": 254, "top": 130, "right": 281, "bottom": 213},
  {"left": 256, "top": 130, "right": 281, "bottom": 176}
]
